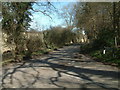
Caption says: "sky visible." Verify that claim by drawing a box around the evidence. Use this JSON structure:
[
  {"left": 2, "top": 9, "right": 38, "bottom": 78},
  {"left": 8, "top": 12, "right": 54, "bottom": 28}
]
[{"left": 29, "top": 2, "right": 77, "bottom": 31}]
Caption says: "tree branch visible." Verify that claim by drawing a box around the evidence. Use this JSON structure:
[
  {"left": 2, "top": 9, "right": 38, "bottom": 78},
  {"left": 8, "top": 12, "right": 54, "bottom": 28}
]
[{"left": 31, "top": 8, "right": 52, "bottom": 20}]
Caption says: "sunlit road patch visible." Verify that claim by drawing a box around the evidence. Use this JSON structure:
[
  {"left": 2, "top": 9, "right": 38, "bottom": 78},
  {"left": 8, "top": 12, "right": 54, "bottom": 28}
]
[{"left": 1, "top": 45, "right": 119, "bottom": 89}]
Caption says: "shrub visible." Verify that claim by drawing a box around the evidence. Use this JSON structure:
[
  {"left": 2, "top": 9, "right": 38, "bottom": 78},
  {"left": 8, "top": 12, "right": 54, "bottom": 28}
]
[
  {"left": 43, "top": 26, "right": 75, "bottom": 48},
  {"left": 26, "top": 36, "right": 43, "bottom": 53}
]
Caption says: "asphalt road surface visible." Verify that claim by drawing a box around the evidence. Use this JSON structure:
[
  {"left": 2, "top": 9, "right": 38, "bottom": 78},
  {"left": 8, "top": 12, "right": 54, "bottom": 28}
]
[{"left": 1, "top": 45, "right": 120, "bottom": 89}]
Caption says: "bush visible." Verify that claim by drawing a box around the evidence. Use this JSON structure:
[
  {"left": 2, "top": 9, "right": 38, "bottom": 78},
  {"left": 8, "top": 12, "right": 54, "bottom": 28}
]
[
  {"left": 26, "top": 36, "right": 44, "bottom": 53},
  {"left": 80, "top": 43, "right": 92, "bottom": 53},
  {"left": 91, "top": 28, "right": 115, "bottom": 50},
  {"left": 43, "top": 26, "right": 76, "bottom": 48},
  {"left": 90, "top": 48, "right": 120, "bottom": 66},
  {"left": 80, "top": 42, "right": 120, "bottom": 67},
  {"left": 2, "top": 50, "right": 13, "bottom": 61}
]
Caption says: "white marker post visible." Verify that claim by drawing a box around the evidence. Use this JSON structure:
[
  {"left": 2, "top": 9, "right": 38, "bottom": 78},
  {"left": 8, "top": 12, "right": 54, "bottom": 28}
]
[{"left": 103, "top": 49, "right": 106, "bottom": 54}]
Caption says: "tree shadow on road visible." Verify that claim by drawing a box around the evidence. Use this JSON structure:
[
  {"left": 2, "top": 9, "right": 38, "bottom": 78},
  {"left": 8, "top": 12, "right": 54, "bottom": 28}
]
[
  {"left": 1, "top": 45, "right": 120, "bottom": 89},
  {"left": 1, "top": 62, "right": 40, "bottom": 88},
  {"left": 29, "top": 58, "right": 120, "bottom": 89},
  {"left": 2, "top": 57, "right": 119, "bottom": 89}
]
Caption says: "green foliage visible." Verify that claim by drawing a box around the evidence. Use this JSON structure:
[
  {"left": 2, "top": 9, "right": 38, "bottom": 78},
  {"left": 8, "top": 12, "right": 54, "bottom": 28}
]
[
  {"left": 43, "top": 26, "right": 75, "bottom": 48},
  {"left": 81, "top": 44, "right": 120, "bottom": 66},
  {"left": 80, "top": 44, "right": 92, "bottom": 53},
  {"left": 26, "top": 35, "right": 44, "bottom": 53},
  {"left": 90, "top": 50, "right": 103, "bottom": 59},
  {"left": 2, "top": 2, "right": 33, "bottom": 60},
  {"left": 90, "top": 48, "right": 120, "bottom": 66},
  {"left": 32, "top": 49, "right": 49, "bottom": 56},
  {"left": 76, "top": 2, "right": 120, "bottom": 67},
  {"left": 2, "top": 51, "right": 13, "bottom": 61},
  {"left": 92, "top": 28, "right": 115, "bottom": 50},
  {"left": 75, "top": 2, "right": 120, "bottom": 45},
  {"left": 2, "top": 2, "right": 33, "bottom": 34}
]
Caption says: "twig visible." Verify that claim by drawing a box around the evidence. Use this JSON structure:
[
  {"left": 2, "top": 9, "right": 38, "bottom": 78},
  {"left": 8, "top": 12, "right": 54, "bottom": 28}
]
[{"left": 31, "top": 8, "right": 52, "bottom": 20}]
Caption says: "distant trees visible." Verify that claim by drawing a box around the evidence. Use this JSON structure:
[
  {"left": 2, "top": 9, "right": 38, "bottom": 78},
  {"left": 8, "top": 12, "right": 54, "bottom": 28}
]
[
  {"left": 60, "top": 3, "right": 76, "bottom": 30},
  {"left": 75, "top": 2, "right": 120, "bottom": 65},
  {"left": 75, "top": 2, "right": 120, "bottom": 49},
  {"left": 112, "top": 2, "right": 120, "bottom": 47},
  {"left": 59, "top": 3, "right": 86, "bottom": 44},
  {"left": 43, "top": 26, "right": 76, "bottom": 48}
]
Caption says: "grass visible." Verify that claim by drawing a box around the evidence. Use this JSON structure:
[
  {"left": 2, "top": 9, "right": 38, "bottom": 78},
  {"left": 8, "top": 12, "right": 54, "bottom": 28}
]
[
  {"left": 90, "top": 50, "right": 120, "bottom": 67},
  {"left": 32, "top": 48, "right": 52, "bottom": 56},
  {"left": 80, "top": 44, "right": 120, "bottom": 67},
  {"left": 0, "top": 59, "right": 13, "bottom": 65}
]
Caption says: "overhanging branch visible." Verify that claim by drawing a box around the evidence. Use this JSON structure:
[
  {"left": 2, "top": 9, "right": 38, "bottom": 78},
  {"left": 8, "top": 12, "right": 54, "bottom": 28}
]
[{"left": 31, "top": 8, "right": 52, "bottom": 20}]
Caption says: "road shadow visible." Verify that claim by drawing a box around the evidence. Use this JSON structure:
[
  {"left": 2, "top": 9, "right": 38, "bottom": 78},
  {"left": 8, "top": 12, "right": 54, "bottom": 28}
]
[{"left": 1, "top": 45, "right": 120, "bottom": 89}]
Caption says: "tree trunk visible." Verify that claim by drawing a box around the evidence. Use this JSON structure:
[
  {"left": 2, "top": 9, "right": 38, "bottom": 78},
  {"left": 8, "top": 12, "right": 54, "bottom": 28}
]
[{"left": 113, "top": 2, "right": 117, "bottom": 47}]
